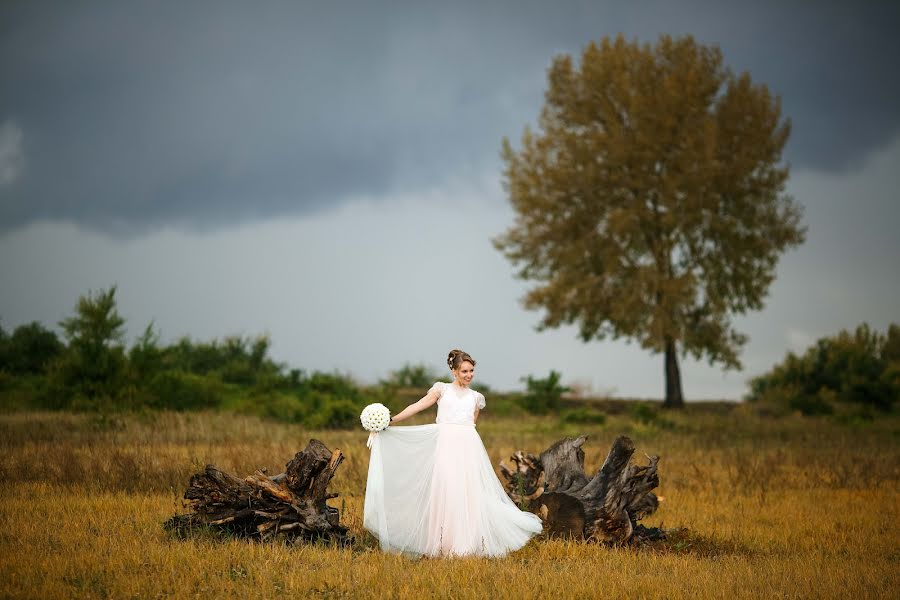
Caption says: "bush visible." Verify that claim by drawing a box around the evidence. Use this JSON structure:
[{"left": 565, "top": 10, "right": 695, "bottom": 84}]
[
  {"left": 219, "top": 361, "right": 257, "bottom": 386},
  {"left": 0, "top": 372, "right": 42, "bottom": 411},
  {"left": 520, "top": 370, "right": 570, "bottom": 414},
  {"left": 228, "top": 370, "right": 365, "bottom": 426},
  {"left": 629, "top": 402, "right": 658, "bottom": 424},
  {"left": 128, "top": 323, "right": 163, "bottom": 382},
  {"left": 381, "top": 363, "right": 442, "bottom": 388},
  {"left": 164, "top": 334, "right": 282, "bottom": 387},
  {"left": 303, "top": 371, "right": 361, "bottom": 401},
  {"left": 145, "top": 371, "right": 224, "bottom": 411},
  {"left": 303, "top": 392, "right": 362, "bottom": 429},
  {"left": 2, "top": 322, "right": 64, "bottom": 375},
  {"left": 479, "top": 392, "right": 519, "bottom": 416},
  {"left": 256, "top": 392, "right": 308, "bottom": 424},
  {"left": 788, "top": 388, "right": 835, "bottom": 416},
  {"left": 747, "top": 323, "right": 900, "bottom": 415},
  {"left": 624, "top": 401, "right": 677, "bottom": 430},
  {"left": 43, "top": 347, "right": 129, "bottom": 410},
  {"left": 471, "top": 380, "right": 492, "bottom": 393},
  {"left": 561, "top": 408, "right": 606, "bottom": 425},
  {"left": 0, "top": 323, "right": 7, "bottom": 370}
]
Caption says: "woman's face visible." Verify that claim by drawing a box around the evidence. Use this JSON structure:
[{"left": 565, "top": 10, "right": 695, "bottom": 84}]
[{"left": 454, "top": 361, "right": 475, "bottom": 386}]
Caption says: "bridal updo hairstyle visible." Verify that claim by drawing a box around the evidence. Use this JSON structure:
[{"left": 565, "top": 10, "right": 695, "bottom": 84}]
[{"left": 447, "top": 349, "right": 476, "bottom": 371}]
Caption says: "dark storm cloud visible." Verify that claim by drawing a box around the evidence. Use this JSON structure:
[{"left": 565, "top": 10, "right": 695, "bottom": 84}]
[
  {"left": 1, "top": 1, "right": 898, "bottom": 235},
  {"left": 626, "top": 1, "right": 900, "bottom": 172}
]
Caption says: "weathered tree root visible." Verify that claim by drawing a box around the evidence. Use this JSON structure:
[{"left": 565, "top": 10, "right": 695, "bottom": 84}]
[
  {"left": 499, "top": 435, "right": 665, "bottom": 544},
  {"left": 164, "top": 439, "right": 347, "bottom": 543}
]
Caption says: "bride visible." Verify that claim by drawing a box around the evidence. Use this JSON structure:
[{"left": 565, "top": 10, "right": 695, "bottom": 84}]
[{"left": 363, "top": 349, "right": 543, "bottom": 557}]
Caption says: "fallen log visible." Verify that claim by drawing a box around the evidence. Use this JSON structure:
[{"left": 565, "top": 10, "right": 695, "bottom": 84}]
[
  {"left": 164, "top": 439, "right": 347, "bottom": 543},
  {"left": 499, "top": 435, "right": 665, "bottom": 544}
]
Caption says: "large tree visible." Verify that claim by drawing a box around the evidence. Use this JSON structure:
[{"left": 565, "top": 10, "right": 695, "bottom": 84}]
[{"left": 495, "top": 35, "right": 805, "bottom": 407}]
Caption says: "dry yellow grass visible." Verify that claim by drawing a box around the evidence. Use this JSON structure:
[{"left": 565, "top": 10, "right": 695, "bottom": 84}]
[{"left": 1, "top": 408, "right": 898, "bottom": 599}]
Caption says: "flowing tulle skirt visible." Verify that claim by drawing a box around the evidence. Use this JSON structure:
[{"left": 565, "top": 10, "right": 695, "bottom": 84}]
[{"left": 364, "top": 423, "right": 543, "bottom": 558}]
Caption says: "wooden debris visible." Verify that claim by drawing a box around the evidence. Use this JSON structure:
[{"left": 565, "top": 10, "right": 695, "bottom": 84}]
[
  {"left": 164, "top": 439, "right": 347, "bottom": 543},
  {"left": 499, "top": 435, "right": 665, "bottom": 544}
]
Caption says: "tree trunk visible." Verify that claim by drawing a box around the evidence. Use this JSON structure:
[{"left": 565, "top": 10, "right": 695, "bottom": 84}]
[
  {"left": 164, "top": 439, "right": 348, "bottom": 543},
  {"left": 663, "top": 335, "right": 684, "bottom": 408},
  {"left": 498, "top": 435, "right": 665, "bottom": 544}
]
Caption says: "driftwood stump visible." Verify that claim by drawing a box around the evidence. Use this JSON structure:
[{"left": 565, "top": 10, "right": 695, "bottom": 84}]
[
  {"left": 164, "top": 439, "right": 347, "bottom": 542},
  {"left": 499, "top": 435, "right": 664, "bottom": 544}
]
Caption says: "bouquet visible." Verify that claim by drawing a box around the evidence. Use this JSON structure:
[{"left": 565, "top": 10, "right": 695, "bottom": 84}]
[{"left": 360, "top": 403, "right": 391, "bottom": 432}]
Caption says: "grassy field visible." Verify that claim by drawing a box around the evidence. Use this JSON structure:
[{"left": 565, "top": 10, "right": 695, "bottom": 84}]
[{"left": 1, "top": 404, "right": 898, "bottom": 599}]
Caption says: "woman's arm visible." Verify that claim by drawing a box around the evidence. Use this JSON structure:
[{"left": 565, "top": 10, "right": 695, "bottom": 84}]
[
  {"left": 390, "top": 385, "right": 441, "bottom": 424},
  {"left": 473, "top": 391, "right": 485, "bottom": 425}
]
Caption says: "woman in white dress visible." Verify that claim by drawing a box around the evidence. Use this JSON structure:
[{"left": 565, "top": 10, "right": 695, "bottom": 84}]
[{"left": 364, "top": 349, "right": 543, "bottom": 557}]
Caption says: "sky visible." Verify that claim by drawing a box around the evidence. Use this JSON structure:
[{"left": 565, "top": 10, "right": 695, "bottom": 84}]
[{"left": 1, "top": 1, "right": 899, "bottom": 399}]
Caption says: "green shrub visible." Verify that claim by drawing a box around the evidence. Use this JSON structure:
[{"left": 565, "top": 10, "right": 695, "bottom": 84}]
[
  {"left": 561, "top": 407, "right": 606, "bottom": 425},
  {"left": 0, "top": 373, "right": 42, "bottom": 411},
  {"left": 629, "top": 402, "right": 658, "bottom": 424},
  {"left": 303, "top": 392, "right": 362, "bottom": 429},
  {"left": 145, "top": 371, "right": 224, "bottom": 410},
  {"left": 309, "top": 372, "right": 360, "bottom": 396},
  {"left": 225, "top": 371, "right": 366, "bottom": 428},
  {"left": 219, "top": 361, "right": 256, "bottom": 386},
  {"left": 255, "top": 392, "right": 308, "bottom": 424},
  {"left": 626, "top": 401, "right": 677, "bottom": 430},
  {"left": 788, "top": 388, "right": 835, "bottom": 416},
  {"left": 0, "top": 323, "right": 7, "bottom": 370},
  {"left": 127, "top": 322, "right": 163, "bottom": 381},
  {"left": 520, "top": 370, "right": 570, "bottom": 414},
  {"left": 471, "top": 380, "right": 492, "bottom": 393},
  {"left": 381, "top": 363, "right": 442, "bottom": 388},
  {"left": 2, "top": 322, "right": 64, "bottom": 375},
  {"left": 43, "top": 347, "right": 129, "bottom": 410},
  {"left": 480, "top": 392, "right": 519, "bottom": 417},
  {"left": 747, "top": 323, "right": 900, "bottom": 415},
  {"left": 165, "top": 334, "right": 282, "bottom": 387}
]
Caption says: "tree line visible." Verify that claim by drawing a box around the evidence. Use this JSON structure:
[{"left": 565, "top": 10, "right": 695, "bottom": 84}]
[
  {"left": 2, "top": 286, "right": 896, "bottom": 424},
  {"left": 0, "top": 286, "right": 370, "bottom": 427},
  {"left": 0, "top": 285, "right": 584, "bottom": 425}
]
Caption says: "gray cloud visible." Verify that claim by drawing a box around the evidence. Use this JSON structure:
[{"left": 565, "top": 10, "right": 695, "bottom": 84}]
[
  {"left": 1, "top": 1, "right": 898, "bottom": 235},
  {"left": 1, "top": 135, "right": 897, "bottom": 398}
]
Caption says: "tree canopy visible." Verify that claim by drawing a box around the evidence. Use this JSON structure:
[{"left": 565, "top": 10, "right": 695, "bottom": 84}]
[{"left": 495, "top": 35, "right": 805, "bottom": 406}]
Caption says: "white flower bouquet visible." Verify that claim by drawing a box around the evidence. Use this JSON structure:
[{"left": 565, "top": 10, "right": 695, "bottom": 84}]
[{"left": 360, "top": 403, "right": 391, "bottom": 432}]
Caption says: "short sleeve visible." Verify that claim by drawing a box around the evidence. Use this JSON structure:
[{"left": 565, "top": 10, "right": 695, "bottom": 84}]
[
  {"left": 428, "top": 381, "right": 445, "bottom": 399},
  {"left": 476, "top": 392, "right": 486, "bottom": 410}
]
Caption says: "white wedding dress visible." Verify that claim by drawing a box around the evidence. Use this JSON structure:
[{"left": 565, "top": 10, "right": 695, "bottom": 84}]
[{"left": 364, "top": 382, "right": 543, "bottom": 557}]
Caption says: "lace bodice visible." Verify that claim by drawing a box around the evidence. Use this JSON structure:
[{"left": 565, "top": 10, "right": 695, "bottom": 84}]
[{"left": 431, "top": 382, "right": 485, "bottom": 425}]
